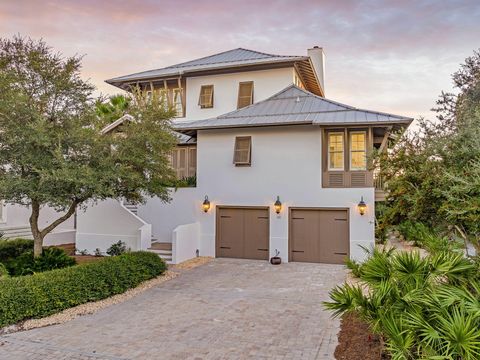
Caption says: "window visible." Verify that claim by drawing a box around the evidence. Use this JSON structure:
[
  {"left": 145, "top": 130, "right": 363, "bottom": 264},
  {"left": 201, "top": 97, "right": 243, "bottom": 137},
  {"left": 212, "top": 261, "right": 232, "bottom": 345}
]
[
  {"left": 233, "top": 136, "right": 251, "bottom": 166},
  {"left": 237, "top": 81, "right": 254, "bottom": 109},
  {"left": 170, "top": 146, "right": 196, "bottom": 179},
  {"left": 350, "top": 131, "right": 367, "bottom": 170},
  {"left": 328, "top": 132, "right": 344, "bottom": 170},
  {"left": 198, "top": 85, "right": 214, "bottom": 108},
  {"left": 173, "top": 89, "right": 184, "bottom": 117}
]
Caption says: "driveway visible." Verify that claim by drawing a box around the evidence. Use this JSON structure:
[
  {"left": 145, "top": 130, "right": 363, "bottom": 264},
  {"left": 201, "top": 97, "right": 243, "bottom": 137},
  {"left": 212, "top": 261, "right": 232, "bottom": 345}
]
[{"left": 0, "top": 259, "right": 346, "bottom": 360}]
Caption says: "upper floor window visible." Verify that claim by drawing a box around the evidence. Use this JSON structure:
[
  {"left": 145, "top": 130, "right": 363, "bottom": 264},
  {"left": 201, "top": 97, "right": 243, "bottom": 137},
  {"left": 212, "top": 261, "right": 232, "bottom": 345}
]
[
  {"left": 173, "top": 89, "right": 184, "bottom": 117},
  {"left": 350, "top": 131, "right": 367, "bottom": 170},
  {"left": 237, "top": 81, "right": 254, "bottom": 109},
  {"left": 198, "top": 85, "right": 214, "bottom": 108},
  {"left": 233, "top": 136, "right": 252, "bottom": 166},
  {"left": 328, "top": 132, "right": 344, "bottom": 170}
]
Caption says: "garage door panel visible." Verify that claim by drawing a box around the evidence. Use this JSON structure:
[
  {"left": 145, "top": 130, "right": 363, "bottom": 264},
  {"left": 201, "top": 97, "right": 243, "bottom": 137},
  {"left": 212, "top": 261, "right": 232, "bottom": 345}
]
[
  {"left": 290, "top": 210, "right": 320, "bottom": 263},
  {"left": 217, "top": 209, "right": 244, "bottom": 258},
  {"left": 290, "top": 208, "right": 349, "bottom": 264},
  {"left": 244, "top": 209, "right": 269, "bottom": 260},
  {"left": 217, "top": 207, "right": 269, "bottom": 260},
  {"left": 319, "top": 210, "right": 349, "bottom": 264}
]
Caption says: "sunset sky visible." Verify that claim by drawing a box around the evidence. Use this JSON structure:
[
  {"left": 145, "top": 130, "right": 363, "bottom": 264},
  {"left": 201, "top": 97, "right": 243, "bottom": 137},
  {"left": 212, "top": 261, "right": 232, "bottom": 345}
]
[{"left": 1, "top": 0, "right": 479, "bottom": 120}]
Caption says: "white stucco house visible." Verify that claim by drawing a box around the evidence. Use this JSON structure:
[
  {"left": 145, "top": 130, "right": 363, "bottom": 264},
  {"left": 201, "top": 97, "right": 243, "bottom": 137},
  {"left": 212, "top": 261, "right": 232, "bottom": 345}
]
[{"left": 0, "top": 47, "right": 412, "bottom": 264}]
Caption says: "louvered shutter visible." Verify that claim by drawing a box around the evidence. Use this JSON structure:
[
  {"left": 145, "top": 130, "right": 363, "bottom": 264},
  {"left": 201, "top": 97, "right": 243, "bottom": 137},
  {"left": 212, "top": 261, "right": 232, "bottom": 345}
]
[
  {"left": 233, "top": 137, "right": 251, "bottom": 165},
  {"left": 188, "top": 147, "right": 197, "bottom": 177},
  {"left": 198, "top": 85, "right": 214, "bottom": 108},
  {"left": 237, "top": 82, "right": 254, "bottom": 109}
]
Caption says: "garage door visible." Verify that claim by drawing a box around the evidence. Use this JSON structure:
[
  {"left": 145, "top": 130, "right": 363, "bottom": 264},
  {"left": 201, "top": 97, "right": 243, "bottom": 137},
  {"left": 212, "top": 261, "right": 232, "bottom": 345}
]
[
  {"left": 216, "top": 207, "right": 269, "bottom": 260},
  {"left": 289, "top": 208, "right": 349, "bottom": 264}
]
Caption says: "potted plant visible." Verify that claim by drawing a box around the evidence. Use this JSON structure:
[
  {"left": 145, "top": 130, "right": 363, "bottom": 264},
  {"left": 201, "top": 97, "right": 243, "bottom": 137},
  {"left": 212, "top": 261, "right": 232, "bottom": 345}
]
[{"left": 270, "top": 249, "right": 281, "bottom": 265}]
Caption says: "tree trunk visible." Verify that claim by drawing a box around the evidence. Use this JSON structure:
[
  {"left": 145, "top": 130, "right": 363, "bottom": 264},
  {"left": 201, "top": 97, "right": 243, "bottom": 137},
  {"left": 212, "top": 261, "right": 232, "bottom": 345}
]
[
  {"left": 29, "top": 200, "right": 43, "bottom": 257},
  {"left": 29, "top": 199, "right": 79, "bottom": 258}
]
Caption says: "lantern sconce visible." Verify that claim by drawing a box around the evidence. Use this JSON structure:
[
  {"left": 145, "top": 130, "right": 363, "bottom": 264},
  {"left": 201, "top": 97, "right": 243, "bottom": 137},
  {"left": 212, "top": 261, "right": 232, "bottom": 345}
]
[
  {"left": 358, "top": 196, "right": 367, "bottom": 216},
  {"left": 202, "top": 195, "right": 211, "bottom": 213},
  {"left": 274, "top": 196, "right": 282, "bottom": 214}
]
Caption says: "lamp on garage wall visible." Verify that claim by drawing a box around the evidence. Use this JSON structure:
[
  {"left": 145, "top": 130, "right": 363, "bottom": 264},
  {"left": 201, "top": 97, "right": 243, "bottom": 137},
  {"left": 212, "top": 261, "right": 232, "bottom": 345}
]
[
  {"left": 202, "top": 195, "right": 211, "bottom": 213},
  {"left": 274, "top": 196, "right": 282, "bottom": 214},
  {"left": 357, "top": 196, "right": 367, "bottom": 216}
]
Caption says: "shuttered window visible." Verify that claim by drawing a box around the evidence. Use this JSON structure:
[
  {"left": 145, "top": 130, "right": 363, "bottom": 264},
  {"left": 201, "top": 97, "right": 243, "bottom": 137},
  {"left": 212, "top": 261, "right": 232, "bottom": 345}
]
[
  {"left": 237, "top": 81, "right": 254, "bottom": 109},
  {"left": 350, "top": 131, "right": 367, "bottom": 170},
  {"left": 173, "top": 89, "right": 184, "bottom": 117},
  {"left": 198, "top": 85, "right": 214, "bottom": 108},
  {"left": 170, "top": 146, "right": 196, "bottom": 179},
  {"left": 233, "top": 136, "right": 252, "bottom": 166},
  {"left": 328, "top": 132, "right": 344, "bottom": 170}
]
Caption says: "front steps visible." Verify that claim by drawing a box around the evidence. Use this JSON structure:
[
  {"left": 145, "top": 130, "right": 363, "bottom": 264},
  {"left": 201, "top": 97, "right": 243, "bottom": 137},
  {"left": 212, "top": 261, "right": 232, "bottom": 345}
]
[{"left": 147, "top": 241, "right": 173, "bottom": 264}]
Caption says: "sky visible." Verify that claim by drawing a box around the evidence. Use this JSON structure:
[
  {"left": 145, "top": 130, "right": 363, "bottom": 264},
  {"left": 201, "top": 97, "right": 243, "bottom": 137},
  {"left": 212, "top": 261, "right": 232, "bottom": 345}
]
[{"left": 1, "top": 0, "right": 479, "bottom": 120}]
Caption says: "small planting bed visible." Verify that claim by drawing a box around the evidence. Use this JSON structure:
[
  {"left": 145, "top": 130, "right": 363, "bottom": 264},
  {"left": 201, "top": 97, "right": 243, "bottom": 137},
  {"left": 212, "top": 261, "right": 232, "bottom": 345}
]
[{"left": 335, "top": 313, "right": 388, "bottom": 360}]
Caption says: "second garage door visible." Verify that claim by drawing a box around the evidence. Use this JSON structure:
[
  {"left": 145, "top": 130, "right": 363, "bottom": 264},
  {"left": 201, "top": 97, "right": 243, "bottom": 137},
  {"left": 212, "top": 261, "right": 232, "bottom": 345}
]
[
  {"left": 289, "top": 208, "right": 349, "bottom": 264},
  {"left": 216, "top": 207, "right": 269, "bottom": 260}
]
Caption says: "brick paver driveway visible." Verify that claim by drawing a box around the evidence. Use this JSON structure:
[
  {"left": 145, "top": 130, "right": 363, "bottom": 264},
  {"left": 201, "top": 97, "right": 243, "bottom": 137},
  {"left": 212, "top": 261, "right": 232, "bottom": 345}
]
[{"left": 0, "top": 259, "right": 346, "bottom": 360}]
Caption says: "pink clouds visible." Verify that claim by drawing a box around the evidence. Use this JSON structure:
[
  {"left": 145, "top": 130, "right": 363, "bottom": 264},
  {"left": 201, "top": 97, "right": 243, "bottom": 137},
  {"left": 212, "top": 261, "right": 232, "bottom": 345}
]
[{"left": 1, "top": 0, "right": 479, "bottom": 119}]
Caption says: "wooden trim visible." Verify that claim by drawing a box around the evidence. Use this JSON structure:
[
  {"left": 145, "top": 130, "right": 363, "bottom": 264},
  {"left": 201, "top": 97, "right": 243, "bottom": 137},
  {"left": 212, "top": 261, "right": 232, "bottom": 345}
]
[
  {"left": 327, "top": 131, "right": 345, "bottom": 171},
  {"left": 198, "top": 84, "right": 214, "bottom": 108},
  {"left": 349, "top": 130, "right": 367, "bottom": 171},
  {"left": 288, "top": 207, "right": 350, "bottom": 262}
]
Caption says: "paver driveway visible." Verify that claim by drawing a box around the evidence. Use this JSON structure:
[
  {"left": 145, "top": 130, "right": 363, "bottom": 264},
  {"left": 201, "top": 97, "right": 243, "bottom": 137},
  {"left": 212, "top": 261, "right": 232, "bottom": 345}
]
[{"left": 0, "top": 259, "right": 346, "bottom": 360}]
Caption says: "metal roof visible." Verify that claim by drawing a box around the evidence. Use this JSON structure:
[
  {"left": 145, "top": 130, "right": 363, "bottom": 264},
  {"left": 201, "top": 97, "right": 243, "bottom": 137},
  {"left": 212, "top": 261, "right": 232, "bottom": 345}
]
[
  {"left": 106, "top": 48, "right": 307, "bottom": 84},
  {"left": 173, "top": 85, "right": 413, "bottom": 135}
]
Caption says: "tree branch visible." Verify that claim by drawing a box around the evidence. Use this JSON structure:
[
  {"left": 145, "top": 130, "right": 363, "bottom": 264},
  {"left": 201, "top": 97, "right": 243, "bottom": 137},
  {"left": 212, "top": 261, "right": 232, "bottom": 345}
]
[{"left": 40, "top": 199, "right": 79, "bottom": 238}]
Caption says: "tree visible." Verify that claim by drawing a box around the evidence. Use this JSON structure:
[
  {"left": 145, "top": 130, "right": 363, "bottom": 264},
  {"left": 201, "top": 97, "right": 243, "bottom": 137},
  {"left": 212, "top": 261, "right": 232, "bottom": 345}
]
[
  {"left": 95, "top": 94, "right": 130, "bottom": 125},
  {"left": 0, "top": 36, "right": 177, "bottom": 256},
  {"left": 376, "top": 49, "right": 480, "bottom": 246}
]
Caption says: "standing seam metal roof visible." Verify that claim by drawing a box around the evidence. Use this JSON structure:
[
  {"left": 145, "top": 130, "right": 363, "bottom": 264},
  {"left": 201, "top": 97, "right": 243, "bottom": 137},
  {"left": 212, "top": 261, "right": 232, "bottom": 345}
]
[
  {"left": 106, "top": 48, "right": 307, "bottom": 83},
  {"left": 173, "top": 85, "right": 413, "bottom": 132}
]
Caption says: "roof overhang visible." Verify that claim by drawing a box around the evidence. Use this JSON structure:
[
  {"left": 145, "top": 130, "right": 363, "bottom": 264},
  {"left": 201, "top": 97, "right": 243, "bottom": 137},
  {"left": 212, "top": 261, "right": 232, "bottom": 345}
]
[{"left": 106, "top": 57, "right": 310, "bottom": 91}]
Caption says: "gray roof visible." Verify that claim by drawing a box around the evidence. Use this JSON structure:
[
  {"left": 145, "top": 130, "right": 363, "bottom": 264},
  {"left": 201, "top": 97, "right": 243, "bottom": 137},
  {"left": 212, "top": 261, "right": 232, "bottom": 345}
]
[
  {"left": 173, "top": 85, "right": 413, "bottom": 134},
  {"left": 106, "top": 48, "right": 307, "bottom": 84}
]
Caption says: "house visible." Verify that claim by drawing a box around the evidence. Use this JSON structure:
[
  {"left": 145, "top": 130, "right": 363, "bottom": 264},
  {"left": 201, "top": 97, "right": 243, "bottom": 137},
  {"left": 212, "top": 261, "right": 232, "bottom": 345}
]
[
  {"left": 73, "top": 46, "right": 411, "bottom": 264},
  {"left": 0, "top": 46, "right": 412, "bottom": 264}
]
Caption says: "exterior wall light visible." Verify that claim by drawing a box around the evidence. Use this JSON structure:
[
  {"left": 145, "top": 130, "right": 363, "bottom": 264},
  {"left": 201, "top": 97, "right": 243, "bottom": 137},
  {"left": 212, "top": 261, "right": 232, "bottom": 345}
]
[
  {"left": 202, "top": 196, "right": 211, "bottom": 213},
  {"left": 274, "top": 196, "right": 282, "bottom": 214},
  {"left": 358, "top": 196, "right": 367, "bottom": 216}
]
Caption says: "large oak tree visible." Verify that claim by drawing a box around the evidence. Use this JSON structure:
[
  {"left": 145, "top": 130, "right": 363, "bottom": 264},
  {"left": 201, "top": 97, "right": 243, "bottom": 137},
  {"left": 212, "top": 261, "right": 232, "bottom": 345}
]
[{"left": 0, "top": 36, "right": 176, "bottom": 256}]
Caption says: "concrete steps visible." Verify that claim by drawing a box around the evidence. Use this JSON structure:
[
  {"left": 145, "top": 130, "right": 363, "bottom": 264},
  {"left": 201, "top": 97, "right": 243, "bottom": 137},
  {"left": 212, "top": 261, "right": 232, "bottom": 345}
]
[{"left": 147, "top": 242, "right": 173, "bottom": 264}]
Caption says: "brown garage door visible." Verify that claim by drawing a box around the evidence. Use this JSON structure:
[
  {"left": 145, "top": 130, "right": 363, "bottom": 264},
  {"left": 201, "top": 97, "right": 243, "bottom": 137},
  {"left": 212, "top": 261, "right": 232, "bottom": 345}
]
[
  {"left": 216, "top": 207, "right": 269, "bottom": 260},
  {"left": 289, "top": 208, "right": 349, "bottom": 264}
]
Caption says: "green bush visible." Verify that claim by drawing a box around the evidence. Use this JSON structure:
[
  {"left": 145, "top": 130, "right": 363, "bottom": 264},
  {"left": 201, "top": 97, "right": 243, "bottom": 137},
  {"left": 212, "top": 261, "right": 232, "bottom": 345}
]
[
  {"left": 0, "top": 238, "right": 34, "bottom": 263},
  {"left": 325, "top": 248, "right": 480, "bottom": 359},
  {"left": 397, "top": 221, "right": 463, "bottom": 254},
  {"left": 0, "top": 263, "right": 8, "bottom": 279},
  {"left": 0, "top": 251, "right": 166, "bottom": 327},
  {"left": 106, "top": 241, "right": 127, "bottom": 256},
  {"left": 5, "top": 247, "right": 76, "bottom": 276}
]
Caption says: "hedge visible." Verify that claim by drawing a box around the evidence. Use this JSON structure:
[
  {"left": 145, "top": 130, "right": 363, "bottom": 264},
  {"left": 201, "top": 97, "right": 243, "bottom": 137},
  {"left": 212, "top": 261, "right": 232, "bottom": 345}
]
[
  {"left": 0, "top": 251, "right": 166, "bottom": 328},
  {"left": 0, "top": 238, "right": 34, "bottom": 263}
]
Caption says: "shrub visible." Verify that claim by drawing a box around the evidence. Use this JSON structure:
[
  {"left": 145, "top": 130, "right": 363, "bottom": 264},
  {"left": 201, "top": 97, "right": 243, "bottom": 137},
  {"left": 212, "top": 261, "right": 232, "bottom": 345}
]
[
  {"left": 0, "top": 238, "right": 34, "bottom": 263},
  {"left": 106, "top": 241, "right": 127, "bottom": 256},
  {"left": 5, "top": 247, "right": 76, "bottom": 276},
  {"left": 345, "top": 258, "right": 363, "bottom": 278},
  {"left": 325, "top": 248, "right": 480, "bottom": 359},
  {"left": 0, "top": 251, "right": 166, "bottom": 327},
  {"left": 0, "top": 263, "right": 8, "bottom": 279}
]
